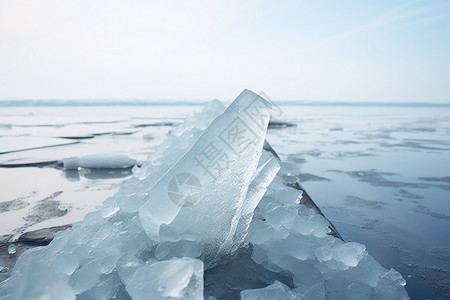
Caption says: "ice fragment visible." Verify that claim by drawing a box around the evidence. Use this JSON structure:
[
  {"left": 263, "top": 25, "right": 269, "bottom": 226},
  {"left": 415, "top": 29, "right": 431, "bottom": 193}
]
[
  {"left": 7, "top": 244, "right": 16, "bottom": 255},
  {"left": 126, "top": 257, "right": 203, "bottom": 300},
  {"left": 62, "top": 154, "right": 136, "bottom": 169}
]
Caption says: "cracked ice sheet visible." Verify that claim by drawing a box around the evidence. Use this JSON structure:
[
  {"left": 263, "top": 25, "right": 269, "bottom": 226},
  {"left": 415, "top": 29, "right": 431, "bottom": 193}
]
[
  {"left": 0, "top": 137, "right": 79, "bottom": 155},
  {"left": 139, "top": 89, "right": 274, "bottom": 260}
]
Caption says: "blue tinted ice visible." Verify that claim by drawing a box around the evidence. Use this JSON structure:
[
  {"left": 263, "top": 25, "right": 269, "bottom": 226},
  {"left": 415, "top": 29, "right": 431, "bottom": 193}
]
[
  {"left": 0, "top": 90, "right": 409, "bottom": 299},
  {"left": 139, "top": 90, "right": 273, "bottom": 247},
  {"left": 62, "top": 154, "right": 136, "bottom": 169},
  {"left": 126, "top": 258, "right": 203, "bottom": 300}
]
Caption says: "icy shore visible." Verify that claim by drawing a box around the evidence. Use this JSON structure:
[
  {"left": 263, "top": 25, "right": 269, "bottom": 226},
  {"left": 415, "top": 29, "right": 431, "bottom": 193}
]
[{"left": 0, "top": 90, "right": 408, "bottom": 299}]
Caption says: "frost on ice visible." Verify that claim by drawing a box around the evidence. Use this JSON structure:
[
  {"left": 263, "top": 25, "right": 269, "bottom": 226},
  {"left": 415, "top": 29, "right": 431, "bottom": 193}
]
[{"left": 0, "top": 90, "right": 409, "bottom": 299}]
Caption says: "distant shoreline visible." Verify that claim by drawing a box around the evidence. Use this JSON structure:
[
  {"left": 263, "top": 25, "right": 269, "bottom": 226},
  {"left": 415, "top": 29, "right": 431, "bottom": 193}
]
[{"left": 1, "top": 100, "right": 450, "bottom": 107}]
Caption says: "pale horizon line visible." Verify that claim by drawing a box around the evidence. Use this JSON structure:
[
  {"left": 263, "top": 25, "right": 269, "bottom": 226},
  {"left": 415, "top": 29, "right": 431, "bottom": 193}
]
[{"left": 0, "top": 99, "right": 449, "bottom": 107}]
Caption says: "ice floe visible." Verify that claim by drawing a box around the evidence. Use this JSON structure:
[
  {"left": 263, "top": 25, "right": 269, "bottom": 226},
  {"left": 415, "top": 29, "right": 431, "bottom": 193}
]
[{"left": 62, "top": 154, "right": 137, "bottom": 170}]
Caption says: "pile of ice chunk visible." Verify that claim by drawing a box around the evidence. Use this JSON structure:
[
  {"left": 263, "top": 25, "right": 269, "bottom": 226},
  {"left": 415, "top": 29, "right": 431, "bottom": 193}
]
[{"left": 0, "top": 90, "right": 408, "bottom": 299}]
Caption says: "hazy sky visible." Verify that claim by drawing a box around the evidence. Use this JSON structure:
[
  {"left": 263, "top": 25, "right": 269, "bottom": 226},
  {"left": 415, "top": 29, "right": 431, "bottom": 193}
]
[{"left": 1, "top": 0, "right": 449, "bottom": 102}]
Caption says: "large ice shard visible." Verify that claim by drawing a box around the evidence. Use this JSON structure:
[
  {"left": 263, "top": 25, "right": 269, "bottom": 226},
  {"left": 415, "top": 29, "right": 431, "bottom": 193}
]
[{"left": 139, "top": 90, "right": 274, "bottom": 260}]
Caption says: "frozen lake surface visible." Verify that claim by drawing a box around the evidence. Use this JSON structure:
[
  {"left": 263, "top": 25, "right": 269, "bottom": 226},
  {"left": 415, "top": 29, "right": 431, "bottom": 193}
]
[
  {"left": 0, "top": 103, "right": 449, "bottom": 299},
  {"left": 266, "top": 105, "right": 450, "bottom": 299}
]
